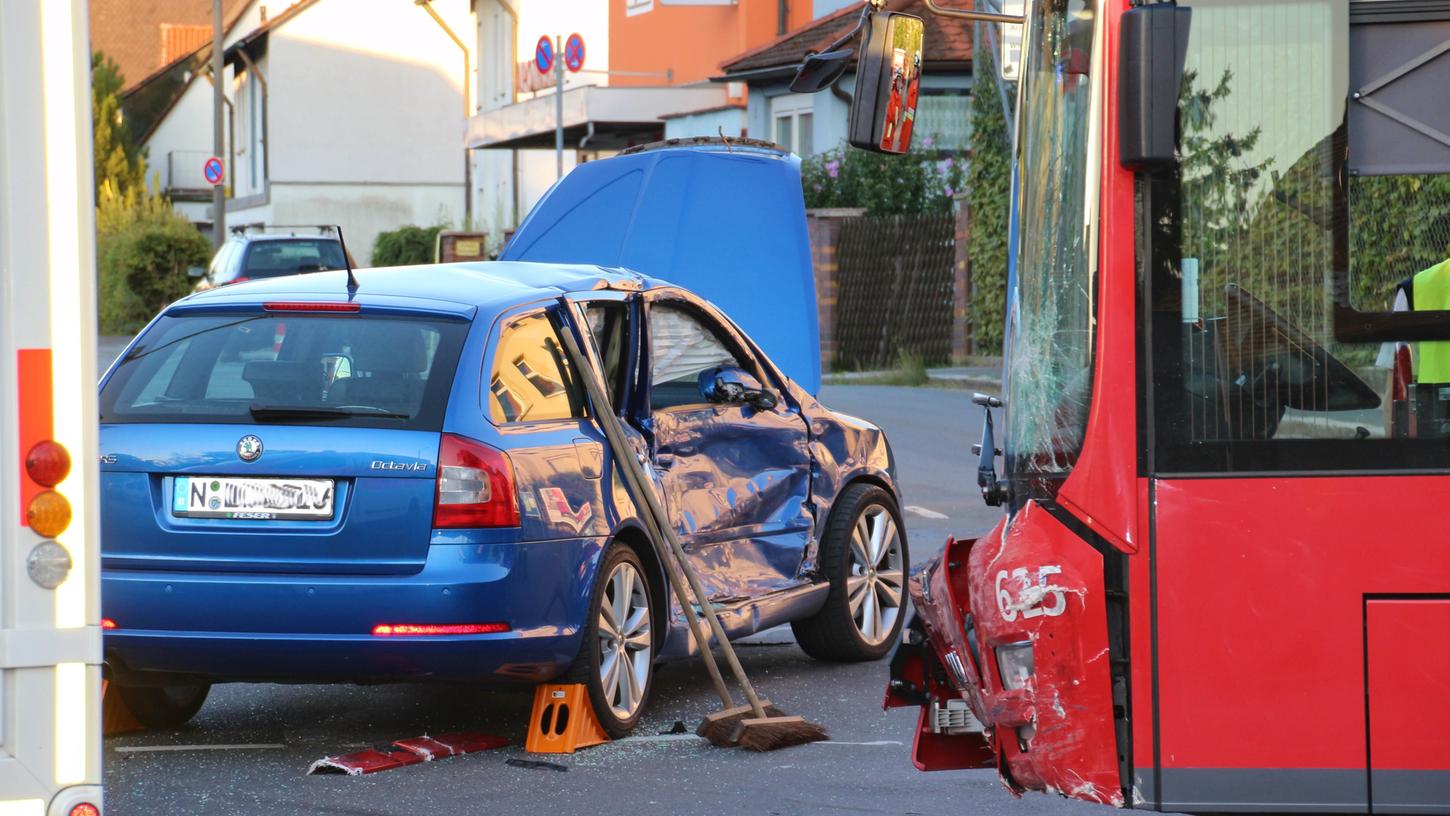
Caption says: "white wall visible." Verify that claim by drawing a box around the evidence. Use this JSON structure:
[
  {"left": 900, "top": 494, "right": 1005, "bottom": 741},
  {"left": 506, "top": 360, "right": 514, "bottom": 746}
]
[
  {"left": 472, "top": 0, "right": 610, "bottom": 241},
  {"left": 230, "top": 181, "right": 463, "bottom": 265},
  {"left": 266, "top": 0, "right": 472, "bottom": 187},
  {"left": 664, "top": 107, "right": 747, "bottom": 140}
]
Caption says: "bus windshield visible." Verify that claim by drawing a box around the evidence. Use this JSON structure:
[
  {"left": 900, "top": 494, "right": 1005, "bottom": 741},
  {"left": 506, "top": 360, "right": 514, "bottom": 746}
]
[{"left": 1003, "top": 0, "right": 1098, "bottom": 497}]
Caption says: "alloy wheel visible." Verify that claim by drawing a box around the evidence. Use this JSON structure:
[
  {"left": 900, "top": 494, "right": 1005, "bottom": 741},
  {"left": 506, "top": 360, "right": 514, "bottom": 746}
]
[
  {"left": 596, "top": 560, "right": 652, "bottom": 720},
  {"left": 846, "top": 504, "right": 905, "bottom": 645}
]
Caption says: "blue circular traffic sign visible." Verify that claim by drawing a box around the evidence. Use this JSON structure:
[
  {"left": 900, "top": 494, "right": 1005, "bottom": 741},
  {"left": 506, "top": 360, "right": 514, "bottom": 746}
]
[
  {"left": 564, "top": 33, "right": 586, "bottom": 73},
  {"left": 203, "top": 156, "right": 224, "bottom": 185},
  {"left": 534, "top": 35, "right": 554, "bottom": 75}
]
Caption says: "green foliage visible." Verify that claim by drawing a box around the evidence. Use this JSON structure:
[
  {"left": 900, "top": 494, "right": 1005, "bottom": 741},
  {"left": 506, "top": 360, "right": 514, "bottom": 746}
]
[
  {"left": 1349, "top": 174, "right": 1450, "bottom": 311},
  {"left": 93, "top": 51, "right": 205, "bottom": 334},
  {"left": 96, "top": 180, "right": 210, "bottom": 334},
  {"left": 964, "top": 46, "right": 1012, "bottom": 355},
  {"left": 801, "top": 138, "right": 965, "bottom": 216},
  {"left": 92, "top": 52, "right": 146, "bottom": 196},
  {"left": 372, "top": 225, "right": 444, "bottom": 266}
]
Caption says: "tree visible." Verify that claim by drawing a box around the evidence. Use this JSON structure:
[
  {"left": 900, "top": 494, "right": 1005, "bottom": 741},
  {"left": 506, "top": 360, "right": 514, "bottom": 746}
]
[{"left": 92, "top": 52, "right": 146, "bottom": 196}]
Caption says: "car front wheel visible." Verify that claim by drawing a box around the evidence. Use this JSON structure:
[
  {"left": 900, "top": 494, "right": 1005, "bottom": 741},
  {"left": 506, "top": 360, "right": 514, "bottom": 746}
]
[
  {"left": 572, "top": 543, "right": 655, "bottom": 737},
  {"left": 792, "top": 483, "right": 908, "bottom": 662}
]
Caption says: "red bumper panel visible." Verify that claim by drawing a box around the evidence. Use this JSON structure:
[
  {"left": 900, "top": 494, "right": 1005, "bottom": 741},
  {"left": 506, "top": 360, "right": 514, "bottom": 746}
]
[{"left": 905, "top": 503, "right": 1122, "bottom": 804}]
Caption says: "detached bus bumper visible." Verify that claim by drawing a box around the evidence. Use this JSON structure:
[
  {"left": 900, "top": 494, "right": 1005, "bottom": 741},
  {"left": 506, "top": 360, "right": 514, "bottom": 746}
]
[{"left": 102, "top": 537, "right": 606, "bottom": 685}]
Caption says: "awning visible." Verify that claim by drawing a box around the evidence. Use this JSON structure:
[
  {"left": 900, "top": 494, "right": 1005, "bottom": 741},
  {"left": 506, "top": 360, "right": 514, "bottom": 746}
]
[{"left": 466, "top": 85, "right": 727, "bottom": 151}]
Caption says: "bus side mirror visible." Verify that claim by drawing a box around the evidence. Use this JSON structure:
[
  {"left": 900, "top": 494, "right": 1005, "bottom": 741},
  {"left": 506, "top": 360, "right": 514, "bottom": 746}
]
[
  {"left": 1119, "top": 4, "right": 1191, "bottom": 170},
  {"left": 848, "top": 11, "right": 925, "bottom": 155}
]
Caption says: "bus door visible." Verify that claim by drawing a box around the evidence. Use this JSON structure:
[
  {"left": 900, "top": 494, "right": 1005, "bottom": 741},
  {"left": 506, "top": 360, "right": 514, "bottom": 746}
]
[{"left": 1139, "top": 2, "right": 1450, "bottom": 812}]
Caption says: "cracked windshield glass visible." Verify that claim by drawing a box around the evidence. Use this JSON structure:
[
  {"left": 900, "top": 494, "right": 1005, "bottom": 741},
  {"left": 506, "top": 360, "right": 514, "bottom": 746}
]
[{"left": 1004, "top": 0, "right": 1097, "bottom": 491}]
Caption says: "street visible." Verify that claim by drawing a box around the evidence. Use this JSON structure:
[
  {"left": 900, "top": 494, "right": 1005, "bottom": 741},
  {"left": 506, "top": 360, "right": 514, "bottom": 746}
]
[{"left": 101, "top": 385, "right": 1093, "bottom": 816}]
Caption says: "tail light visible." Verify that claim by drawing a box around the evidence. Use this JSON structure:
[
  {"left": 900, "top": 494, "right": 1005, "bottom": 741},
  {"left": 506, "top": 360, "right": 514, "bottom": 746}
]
[
  {"left": 433, "top": 434, "right": 519, "bottom": 528},
  {"left": 372, "top": 623, "right": 509, "bottom": 636}
]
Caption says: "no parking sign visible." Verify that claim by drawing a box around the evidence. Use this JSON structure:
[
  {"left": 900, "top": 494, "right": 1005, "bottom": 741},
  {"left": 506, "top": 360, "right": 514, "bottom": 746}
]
[{"left": 203, "top": 156, "right": 224, "bottom": 186}]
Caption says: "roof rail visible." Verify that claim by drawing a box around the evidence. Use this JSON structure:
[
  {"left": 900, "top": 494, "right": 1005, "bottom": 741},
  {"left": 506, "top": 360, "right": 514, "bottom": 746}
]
[
  {"left": 229, "top": 223, "right": 339, "bottom": 237},
  {"left": 620, "top": 135, "right": 786, "bottom": 156}
]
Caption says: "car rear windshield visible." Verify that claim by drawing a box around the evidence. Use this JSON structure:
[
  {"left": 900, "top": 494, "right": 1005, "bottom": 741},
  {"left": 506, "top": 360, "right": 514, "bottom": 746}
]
[
  {"left": 100, "top": 312, "right": 469, "bottom": 430},
  {"left": 243, "top": 240, "right": 348, "bottom": 278}
]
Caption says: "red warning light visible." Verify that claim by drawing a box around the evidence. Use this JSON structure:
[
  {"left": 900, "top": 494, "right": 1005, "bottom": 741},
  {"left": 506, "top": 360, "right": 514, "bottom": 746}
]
[{"left": 371, "top": 623, "right": 509, "bottom": 636}]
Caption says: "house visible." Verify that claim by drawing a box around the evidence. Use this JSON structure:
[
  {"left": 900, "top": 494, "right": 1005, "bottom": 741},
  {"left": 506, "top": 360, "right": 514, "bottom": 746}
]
[
  {"left": 118, "top": 0, "right": 476, "bottom": 264},
  {"left": 468, "top": 0, "right": 833, "bottom": 246},
  {"left": 717, "top": 0, "right": 975, "bottom": 157}
]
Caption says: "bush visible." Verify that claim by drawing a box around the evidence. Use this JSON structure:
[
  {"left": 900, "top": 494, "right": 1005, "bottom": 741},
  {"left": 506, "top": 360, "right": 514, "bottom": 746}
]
[
  {"left": 372, "top": 225, "right": 444, "bottom": 266},
  {"left": 801, "top": 138, "right": 965, "bottom": 216},
  {"left": 96, "top": 181, "right": 210, "bottom": 334}
]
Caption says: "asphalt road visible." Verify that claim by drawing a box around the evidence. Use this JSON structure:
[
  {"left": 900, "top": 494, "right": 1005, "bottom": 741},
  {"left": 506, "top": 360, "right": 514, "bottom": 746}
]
[{"left": 102, "top": 384, "right": 1096, "bottom": 816}]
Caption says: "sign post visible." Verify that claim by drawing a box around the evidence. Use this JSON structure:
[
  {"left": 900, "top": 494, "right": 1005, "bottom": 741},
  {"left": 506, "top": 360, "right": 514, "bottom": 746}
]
[{"left": 554, "top": 35, "right": 564, "bottom": 179}]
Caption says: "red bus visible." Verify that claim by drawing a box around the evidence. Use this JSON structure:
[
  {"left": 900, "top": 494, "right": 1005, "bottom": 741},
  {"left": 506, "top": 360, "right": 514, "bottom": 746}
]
[{"left": 797, "top": 0, "right": 1450, "bottom": 812}]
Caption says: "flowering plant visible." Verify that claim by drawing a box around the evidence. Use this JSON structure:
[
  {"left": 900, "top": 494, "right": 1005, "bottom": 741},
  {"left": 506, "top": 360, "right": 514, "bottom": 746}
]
[{"left": 800, "top": 136, "right": 966, "bottom": 215}]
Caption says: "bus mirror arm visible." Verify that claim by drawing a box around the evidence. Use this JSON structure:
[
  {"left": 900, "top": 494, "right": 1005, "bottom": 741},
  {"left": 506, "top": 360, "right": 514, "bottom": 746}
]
[{"left": 974, "top": 394, "right": 1007, "bottom": 507}]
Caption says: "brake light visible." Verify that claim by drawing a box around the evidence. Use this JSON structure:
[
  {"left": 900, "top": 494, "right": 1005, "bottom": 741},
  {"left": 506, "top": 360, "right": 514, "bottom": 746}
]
[
  {"left": 372, "top": 623, "right": 510, "bottom": 636},
  {"left": 69, "top": 804, "right": 100, "bottom": 816},
  {"left": 433, "top": 434, "right": 519, "bottom": 528},
  {"left": 223, "top": 275, "right": 250, "bottom": 286},
  {"left": 263, "top": 301, "right": 360, "bottom": 312},
  {"left": 100, "top": 618, "right": 117, "bottom": 630}
]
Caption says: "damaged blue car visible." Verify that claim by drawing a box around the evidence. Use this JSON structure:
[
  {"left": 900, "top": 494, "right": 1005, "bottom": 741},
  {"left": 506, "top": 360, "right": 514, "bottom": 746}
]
[{"left": 99, "top": 139, "right": 907, "bottom": 736}]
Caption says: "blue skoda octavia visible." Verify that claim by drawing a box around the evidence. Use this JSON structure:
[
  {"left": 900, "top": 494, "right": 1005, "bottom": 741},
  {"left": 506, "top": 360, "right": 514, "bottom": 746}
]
[{"left": 99, "top": 141, "right": 907, "bottom": 736}]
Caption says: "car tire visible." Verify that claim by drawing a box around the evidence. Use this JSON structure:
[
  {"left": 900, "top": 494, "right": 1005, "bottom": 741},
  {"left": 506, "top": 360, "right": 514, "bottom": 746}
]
[
  {"left": 791, "top": 483, "right": 908, "bottom": 662},
  {"left": 569, "top": 542, "right": 655, "bottom": 738},
  {"left": 115, "top": 682, "right": 211, "bottom": 729}
]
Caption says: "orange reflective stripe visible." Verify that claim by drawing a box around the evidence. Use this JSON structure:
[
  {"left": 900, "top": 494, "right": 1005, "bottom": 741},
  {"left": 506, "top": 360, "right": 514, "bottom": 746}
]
[{"left": 16, "top": 348, "right": 53, "bottom": 526}]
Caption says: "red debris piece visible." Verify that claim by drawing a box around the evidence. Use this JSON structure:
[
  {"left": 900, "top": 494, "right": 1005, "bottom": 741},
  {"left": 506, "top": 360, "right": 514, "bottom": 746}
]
[
  {"left": 430, "top": 731, "right": 510, "bottom": 754},
  {"left": 392, "top": 736, "right": 458, "bottom": 761},
  {"left": 307, "top": 746, "right": 425, "bottom": 776}
]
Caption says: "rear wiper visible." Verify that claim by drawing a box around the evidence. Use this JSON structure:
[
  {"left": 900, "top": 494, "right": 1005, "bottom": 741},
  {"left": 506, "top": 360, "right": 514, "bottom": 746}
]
[{"left": 248, "top": 405, "right": 409, "bottom": 421}]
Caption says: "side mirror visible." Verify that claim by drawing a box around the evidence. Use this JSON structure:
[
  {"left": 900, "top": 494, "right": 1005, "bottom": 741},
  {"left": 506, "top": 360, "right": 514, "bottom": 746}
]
[
  {"left": 1119, "top": 4, "right": 1192, "bottom": 170},
  {"left": 699, "top": 365, "right": 779, "bottom": 411},
  {"left": 848, "top": 11, "right": 925, "bottom": 155},
  {"left": 971, "top": 392, "right": 1007, "bottom": 507},
  {"left": 187, "top": 266, "right": 206, "bottom": 278}
]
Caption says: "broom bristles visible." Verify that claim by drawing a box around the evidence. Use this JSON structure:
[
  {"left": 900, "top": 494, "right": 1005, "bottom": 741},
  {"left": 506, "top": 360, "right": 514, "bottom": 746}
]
[
  {"left": 732, "top": 715, "right": 829, "bottom": 752},
  {"left": 696, "top": 701, "right": 784, "bottom": 746}
]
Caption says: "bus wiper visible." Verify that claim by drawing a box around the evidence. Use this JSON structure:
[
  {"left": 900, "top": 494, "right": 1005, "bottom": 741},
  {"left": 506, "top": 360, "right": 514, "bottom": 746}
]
[{"left": 248, "top": 405, "right": 409, "bottom": 420}]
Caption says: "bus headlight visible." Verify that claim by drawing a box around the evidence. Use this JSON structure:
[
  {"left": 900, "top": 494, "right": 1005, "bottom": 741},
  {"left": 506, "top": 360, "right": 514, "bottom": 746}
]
[
  {"left": 26, "top": 540, "right": 72, "bottom": 590},
  {"left": 995, "top": 641, "right": 1035, "bottom": 690}
]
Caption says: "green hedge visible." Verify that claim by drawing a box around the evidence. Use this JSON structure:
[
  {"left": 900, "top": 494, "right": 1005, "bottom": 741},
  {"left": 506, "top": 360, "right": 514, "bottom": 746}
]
[
  {"left": 97, "top": 182, "right": 210, "bottom": 334},
  {"left": 964, "top": 46, "right": 1012, "bottom": 355},
  {"left": 372, "top": 225, "right": 444, "bottom": 266}
]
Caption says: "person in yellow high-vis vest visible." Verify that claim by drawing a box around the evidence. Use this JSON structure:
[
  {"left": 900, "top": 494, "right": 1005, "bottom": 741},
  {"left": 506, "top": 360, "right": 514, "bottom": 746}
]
[{"left": 1413, "top": 257, "right": 1450, "bottom": 383}]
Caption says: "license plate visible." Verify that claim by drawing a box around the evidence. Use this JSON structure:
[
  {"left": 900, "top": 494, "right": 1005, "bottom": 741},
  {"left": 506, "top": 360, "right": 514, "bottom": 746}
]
[{"left": 172, "top": 476, "right": 336, "bottom": 520}]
